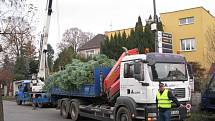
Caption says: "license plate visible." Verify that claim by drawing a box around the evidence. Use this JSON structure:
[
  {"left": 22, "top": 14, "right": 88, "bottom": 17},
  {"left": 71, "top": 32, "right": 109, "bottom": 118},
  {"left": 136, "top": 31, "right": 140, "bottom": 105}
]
[{"left": 171, "top": 110, "right": 179, "bottom": 115}]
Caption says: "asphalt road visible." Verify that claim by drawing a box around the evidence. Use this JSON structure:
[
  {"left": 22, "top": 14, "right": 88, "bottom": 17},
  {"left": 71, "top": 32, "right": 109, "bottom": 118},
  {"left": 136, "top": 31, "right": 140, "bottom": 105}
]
[{"left": 3, "top": 100, "right": 98, "bottom": 121}]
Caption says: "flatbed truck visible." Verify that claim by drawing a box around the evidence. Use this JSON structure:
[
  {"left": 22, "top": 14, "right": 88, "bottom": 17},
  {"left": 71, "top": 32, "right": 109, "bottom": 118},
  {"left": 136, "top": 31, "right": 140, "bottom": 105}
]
[{"left": 53, "top": 50, "right": 192, "bottom": 121}]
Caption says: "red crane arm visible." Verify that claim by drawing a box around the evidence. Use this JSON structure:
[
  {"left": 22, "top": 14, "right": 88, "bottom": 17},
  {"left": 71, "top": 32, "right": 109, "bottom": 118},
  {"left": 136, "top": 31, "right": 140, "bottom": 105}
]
[{"left": 103, "top": 48, "right": 138, "bottom": 99}]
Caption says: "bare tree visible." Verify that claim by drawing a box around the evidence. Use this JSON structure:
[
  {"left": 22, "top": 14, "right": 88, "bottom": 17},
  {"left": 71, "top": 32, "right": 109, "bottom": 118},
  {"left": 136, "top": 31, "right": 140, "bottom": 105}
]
[
  {"left": 1, "top": 16, "right": 36, "bottom": 57},
  {"left": 206, "top": 25, "right": 215, "bottom": 65},
  {"left": 58, "top": 27, "right": 94, "bottom": 53},
  {"left": 0, "top": 0, "right": 38, "bottom": 61}
]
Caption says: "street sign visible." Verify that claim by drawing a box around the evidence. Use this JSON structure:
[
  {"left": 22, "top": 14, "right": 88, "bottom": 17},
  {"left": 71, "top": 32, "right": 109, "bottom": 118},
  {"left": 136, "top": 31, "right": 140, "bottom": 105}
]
[{"left": 157, "top": 31, "right": 173, "bottom": 53}]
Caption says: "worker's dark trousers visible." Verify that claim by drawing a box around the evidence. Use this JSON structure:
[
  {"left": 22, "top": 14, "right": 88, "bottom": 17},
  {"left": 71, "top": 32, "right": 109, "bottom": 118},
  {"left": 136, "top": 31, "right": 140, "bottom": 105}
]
[{"left": 158, "top": 109, "right": 171, "bottom": 121}]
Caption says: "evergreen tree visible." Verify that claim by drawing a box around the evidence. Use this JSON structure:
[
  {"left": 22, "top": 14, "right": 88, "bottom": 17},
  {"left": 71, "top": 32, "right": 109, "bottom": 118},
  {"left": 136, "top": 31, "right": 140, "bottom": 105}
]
[
  {"left": 112, "top": 33, "right": 118, "bottom": 60},
  {"left": 122, "top": 31, "right": 127, "bottom": 42},
  {"left": 158, "top": 18, "right": 164, "bottom": 31},
  {"left": 143, "top": 22, "right": 154, "bottom": 52},
  {"left": 142, "top": 15, "right": 165, "bottom": 52},
  {"left": 134, "top": 16, "right": 145, "bottom": 53},
  {"left": 12, "top": 40, "right": 38, "bottom": 80},
  {"left": 114, "top": 32, "right": 124, "bottom": 59},
  {"left": 101, "top": 35, "right": 110, "bottom": 58},
  {"left": 100, "top": 16, "right": 164, "bottom": 58},
  {"left": 108, "top": 34, "right": 116, "bottom": 59},
  {"left": 127, "top": 29, "right": 135, "bottom": 50},
  {"left": 53, "top": 46, "right": 76, "bottom": 72},
  {"left": 24, "top": 41, "right": 38, "bottom": 75},
  {"left": 29, "top": 59, "right": 39, "bottom": 75},
  {"left": 101, "top": 33, "right": 125, "bottom": 60},
  {"left": 14, "top": 54, "right": 29, "bottom": 80},
  {"left": 118, "top": 31, "right": 125, "bottom": 53}
]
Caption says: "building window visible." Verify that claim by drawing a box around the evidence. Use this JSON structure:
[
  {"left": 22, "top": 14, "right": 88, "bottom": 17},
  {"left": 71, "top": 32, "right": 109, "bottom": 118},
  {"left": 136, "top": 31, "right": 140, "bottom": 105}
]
[
  {"left": 86, "top": 50, "right": 95, "bottom": 58},
  {"left": 180, "top": 38, "right": 196, "bottom": 51},
  {"left": 179, "top": 17, "right": 194, "bottom": 25}
]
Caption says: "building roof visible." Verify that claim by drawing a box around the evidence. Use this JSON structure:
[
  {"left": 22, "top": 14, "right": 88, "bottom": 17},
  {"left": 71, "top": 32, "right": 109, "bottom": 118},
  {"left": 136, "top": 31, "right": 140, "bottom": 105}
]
[
  {"left": 78, "top": 34, "right": 105, "bottom": 51},
  {"left": 209, "top": 63, "right": 215, "bottom": 74},
  {"left": 105, "top": 27, "right": 134, "bottom": 33},
  {"left": 160, "top": 6, "right": 215, "bottom": 19}
]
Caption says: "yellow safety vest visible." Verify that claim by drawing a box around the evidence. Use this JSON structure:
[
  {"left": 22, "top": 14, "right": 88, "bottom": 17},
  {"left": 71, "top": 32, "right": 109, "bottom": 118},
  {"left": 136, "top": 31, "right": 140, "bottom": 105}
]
[{"left": 156, "top": 89, "right": 171, "bottom": 108}]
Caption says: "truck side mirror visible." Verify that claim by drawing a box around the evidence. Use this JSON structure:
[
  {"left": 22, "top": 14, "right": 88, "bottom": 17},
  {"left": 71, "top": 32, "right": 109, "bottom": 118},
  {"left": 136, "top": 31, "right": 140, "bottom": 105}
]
[
  {"left": 187, "top": 64, "right": 194, "bottom": 79},
  {"left": 134, "top": 62, "right": 141, "bottom": 74},
  {"left": 134, "top": 62, "right": 144, "bottom": 81}
]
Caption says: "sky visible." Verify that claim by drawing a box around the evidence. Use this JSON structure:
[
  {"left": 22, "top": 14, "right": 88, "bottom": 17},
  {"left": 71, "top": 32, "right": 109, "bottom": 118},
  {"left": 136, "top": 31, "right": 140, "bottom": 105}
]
[{"left": 30, "top": 0, "right": 215, "bottom": 53}]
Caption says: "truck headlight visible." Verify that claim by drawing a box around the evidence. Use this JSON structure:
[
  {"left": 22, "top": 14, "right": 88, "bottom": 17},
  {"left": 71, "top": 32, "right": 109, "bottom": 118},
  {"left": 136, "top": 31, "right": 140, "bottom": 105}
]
[{"left": 148, "top": 113, "right": 157, "bottom": 117}]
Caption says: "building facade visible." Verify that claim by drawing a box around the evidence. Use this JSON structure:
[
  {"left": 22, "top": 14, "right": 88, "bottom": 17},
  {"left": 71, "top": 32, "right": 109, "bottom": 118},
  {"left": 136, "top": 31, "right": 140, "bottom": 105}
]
[
  {"left": 105, "top": 27, "right": 134, "bottom": 39},
  {"left": 78, "top": 34, "right": 104, "bottom": 58},
  {"left": 160, "top": 7, "right": 215, "bottom": 71}
]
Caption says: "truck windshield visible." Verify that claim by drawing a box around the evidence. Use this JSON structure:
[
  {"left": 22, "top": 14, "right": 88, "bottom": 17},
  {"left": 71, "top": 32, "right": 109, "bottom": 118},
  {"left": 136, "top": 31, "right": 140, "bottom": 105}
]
[{"left": 150, "top": 63, "right": 187, "bottom": 81}]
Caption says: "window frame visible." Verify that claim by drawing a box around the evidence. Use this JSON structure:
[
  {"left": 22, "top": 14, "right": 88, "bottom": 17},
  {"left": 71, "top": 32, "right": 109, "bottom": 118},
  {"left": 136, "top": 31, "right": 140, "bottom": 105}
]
[
  {"left": 85, "top": 49, "right": 95, "bottom": 58},
  {"left": 179, "top": 17, "right": 194, "bottom": 25},
  {"left": 180, "top": 38, "right": 196, "bottom": 51}
]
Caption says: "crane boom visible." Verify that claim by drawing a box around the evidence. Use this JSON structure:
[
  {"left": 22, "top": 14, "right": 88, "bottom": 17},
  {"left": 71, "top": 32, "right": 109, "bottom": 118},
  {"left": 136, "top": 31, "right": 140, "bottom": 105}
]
[
  {"left": 37, "top": 0, "right": 53, "bottom": 80},
  {"left": 32, "top": 0, "right": 53, "bottom": 92}
]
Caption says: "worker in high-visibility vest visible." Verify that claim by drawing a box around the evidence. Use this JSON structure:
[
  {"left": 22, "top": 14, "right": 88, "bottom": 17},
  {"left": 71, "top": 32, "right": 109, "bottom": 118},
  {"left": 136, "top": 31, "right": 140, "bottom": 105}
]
[{"left": 156, "top": 83, "right": 184, "bottom": 121}]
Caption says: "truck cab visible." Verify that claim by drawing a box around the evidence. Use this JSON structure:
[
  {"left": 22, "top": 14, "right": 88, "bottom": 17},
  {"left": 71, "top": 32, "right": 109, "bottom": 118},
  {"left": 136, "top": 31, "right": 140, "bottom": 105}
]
[
  {"left": 15, "top": 80, "right": 32, "bottom": 105},
  {"left": 15, "top": 80, "right": 50, "bottom": 107},
  {"left": 118, "top": 53, "right": 191, "bottom": 120}
]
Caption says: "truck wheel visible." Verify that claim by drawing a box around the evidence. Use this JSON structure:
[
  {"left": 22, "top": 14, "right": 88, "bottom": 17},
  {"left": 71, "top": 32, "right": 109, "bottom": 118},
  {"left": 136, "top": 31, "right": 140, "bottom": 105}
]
[
  {"left": 32, "top": 103, "right": 37, "bottom": 107},
  {"left": 16, "top": 99, "right": 22, "bottom": 105},
  {"left": 61, "top": 101, "right": 70, "bottom": 119},
  {"left": 37, "top": 102, "right": 44, "bottom": 108},
  {"left": 70, "top": 101, "right": 79, "bottom": 121},
  {"left": 116, "top": 107, "right": 132, "bottom": 121}
]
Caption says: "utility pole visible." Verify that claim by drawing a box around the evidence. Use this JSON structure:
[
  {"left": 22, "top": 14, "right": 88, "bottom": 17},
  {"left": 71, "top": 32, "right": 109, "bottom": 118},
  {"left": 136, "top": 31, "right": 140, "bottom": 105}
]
[
  {"left": 0, "top": 44, "right": 4, "bottom": 121},
  {"left": 153, "top": 0, "right": 158, "bottom": 52}
]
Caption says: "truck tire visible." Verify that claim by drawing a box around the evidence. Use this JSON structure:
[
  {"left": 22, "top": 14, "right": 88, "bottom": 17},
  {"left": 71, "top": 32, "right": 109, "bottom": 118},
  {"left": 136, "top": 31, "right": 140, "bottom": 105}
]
[
  {"left": 116, "top": 107, "right": 132, "bottom": 121},
  {"left": 32, "top": 103, "right": 37, "bottom": 107},
  {"left": 37, "top": 102, "right": 44, "bottom": 108},
  {"left": 70, "top": 101, "right": 79, "bottom": 121},
  {"left": 61, "top": 101, "right": 70, "bottom": 119},
  {"left": 37, "top": 96, "right": 44, "bottom": 108}
]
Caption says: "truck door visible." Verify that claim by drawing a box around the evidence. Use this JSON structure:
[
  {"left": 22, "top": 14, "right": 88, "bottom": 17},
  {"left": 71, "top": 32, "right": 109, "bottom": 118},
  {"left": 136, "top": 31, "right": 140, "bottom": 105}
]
[{"left": 120, "top": 61, "right": 148, "bottom": 103}]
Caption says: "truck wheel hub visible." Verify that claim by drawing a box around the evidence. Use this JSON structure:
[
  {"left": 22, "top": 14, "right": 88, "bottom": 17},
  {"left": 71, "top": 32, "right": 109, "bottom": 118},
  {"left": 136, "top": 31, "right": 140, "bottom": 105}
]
[{"left": 120, "top": 114, "right": 128, "bottom": 121}]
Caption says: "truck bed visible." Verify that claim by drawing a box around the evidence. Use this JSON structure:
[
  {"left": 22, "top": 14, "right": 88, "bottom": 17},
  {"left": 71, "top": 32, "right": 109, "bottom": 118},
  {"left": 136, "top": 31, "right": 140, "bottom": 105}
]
[{"left": 49, "top": 67, "right": 111, "bottom": 97}]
